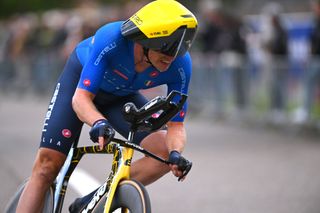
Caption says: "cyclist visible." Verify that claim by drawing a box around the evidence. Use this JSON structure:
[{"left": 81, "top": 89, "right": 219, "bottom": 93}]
[{"left": 16, "top": 0, "right": 198, "bottom": 212}]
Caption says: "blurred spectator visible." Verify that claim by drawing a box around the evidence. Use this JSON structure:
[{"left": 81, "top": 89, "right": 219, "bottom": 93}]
[
  {"left": 300, "top": 0, "right": 320, "bottom": 122},
  {"left": 0, "top": 19, "right": 15, "bottom": 92},
  {"left": 260, "top": 2, "right": 289, "bottom": 123},
  {"left": 29, "top": 10, "right": 69, "bottom": 95},
  {"left": 197, "top": 0, "right": 248, "bottom": 118},
  {"left": 223, "top": 14, "right": 248, "bottom": 112},
  {"left": 4, "top": 14, "right": 38, "bottom": 94}
]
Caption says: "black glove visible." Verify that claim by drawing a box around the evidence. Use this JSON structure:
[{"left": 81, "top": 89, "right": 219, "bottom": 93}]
[
  {"left": 168, "top": 150, "right": 192, "bottom": 181},
  {"left": 89, "top": 119, "right": 115, "bottom": 144}
]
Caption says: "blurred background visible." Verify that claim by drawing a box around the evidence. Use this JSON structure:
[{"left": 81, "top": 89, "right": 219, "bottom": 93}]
[
  {"left": 1, "top": 0, "right": 320, "bottom": 130},
  {"left": 1, "top": 0, "right": 320, "bottom": 212}
]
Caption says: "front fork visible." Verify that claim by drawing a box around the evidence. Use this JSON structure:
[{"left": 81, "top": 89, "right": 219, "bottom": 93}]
[{"left": 103, "top": 146, "right": 133, "bottom": 213}]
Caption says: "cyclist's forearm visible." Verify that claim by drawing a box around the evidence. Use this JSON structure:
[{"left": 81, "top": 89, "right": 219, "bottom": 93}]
[
  {"left": 165, "top": 122, "right": 186, "bottom": 153},
  {"left": 72, "top": 88, "right": 105, "bottom": 126}
]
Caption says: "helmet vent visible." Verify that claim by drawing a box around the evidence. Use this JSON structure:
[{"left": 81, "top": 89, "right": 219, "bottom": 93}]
[{"left": 181, "top": 14, "right": 193, "bottom": 18}]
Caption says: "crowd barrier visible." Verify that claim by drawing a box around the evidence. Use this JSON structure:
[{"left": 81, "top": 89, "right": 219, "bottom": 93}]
[
  {"left": 190, "top": 52, "right": 320, "bottom": 129},
  {"left": 1, "top": 51, "right": 319, "bottom": 130}
]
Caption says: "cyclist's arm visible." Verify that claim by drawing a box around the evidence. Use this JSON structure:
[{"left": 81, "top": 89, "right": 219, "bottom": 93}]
[
  {"left": 73, "top": 24, "right": 113, "bottom": 125},
  {"left": 166, "top": 53, "right": 191, "bottom": 122},
  {"left": 165, "top": 121, "right": 186, "bottom": 153},
  {"left": 72, "top": 88, "right": 105, "bottom": 126},
  {"left": 72, "top": 88, "right": 107, "bottom": 150},
  {"left": 165, "top": 121, "right": 187, "bottom": 179}
]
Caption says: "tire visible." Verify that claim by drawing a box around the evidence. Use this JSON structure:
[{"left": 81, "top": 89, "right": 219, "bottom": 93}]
[
  {"left": 92, "top": 179, "right": 151, "bottom": 213},
  {"left": 111, "top": 179, "right": 151, "bottom": 213},
  {"left": 4, "top": 179, "right": 55, "bottom": 213}
]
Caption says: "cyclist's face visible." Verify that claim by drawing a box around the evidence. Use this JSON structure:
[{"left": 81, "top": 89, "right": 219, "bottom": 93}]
[{"left": 148, "top": 50, "right": 175, "bottom": 71}]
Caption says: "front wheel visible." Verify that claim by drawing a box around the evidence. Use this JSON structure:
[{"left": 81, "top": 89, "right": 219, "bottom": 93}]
[{"left": 110, "top": 179, "right": 151, "bottom": 213}]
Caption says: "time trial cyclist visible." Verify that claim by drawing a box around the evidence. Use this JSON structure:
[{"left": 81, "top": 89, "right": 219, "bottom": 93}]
[{"left": 16, "top": 0, "right": 198, "bottom": 212}]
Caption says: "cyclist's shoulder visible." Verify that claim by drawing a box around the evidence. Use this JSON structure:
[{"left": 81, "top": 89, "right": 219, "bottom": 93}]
[
  {"left": 96, "top": 21, "right": 123, "bottom": 37},
  {"left": 78, "top": 21, "right": 124, "bottom": 49},
  {"left": 169, "top": 52, "right": 192, "bottom": 74},
  {"left": 173, "top": 52, "right": 192, "bottom": 65},
  {"left": 86, "top": 21, "right": 126, "bottom": 49}
]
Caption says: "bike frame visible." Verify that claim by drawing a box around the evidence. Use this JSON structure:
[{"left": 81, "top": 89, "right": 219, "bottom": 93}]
[{"left": 53, "top": 131, "right": 169, "bottom": 213}]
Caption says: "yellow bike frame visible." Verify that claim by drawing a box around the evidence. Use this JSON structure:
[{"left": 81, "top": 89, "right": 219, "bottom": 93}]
[{"left": 103, "top": 144, "right": 134, "bottom": 212}]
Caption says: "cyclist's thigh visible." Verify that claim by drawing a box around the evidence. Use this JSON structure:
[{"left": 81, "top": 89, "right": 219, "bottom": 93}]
[
  {"left": 40, "top": 50, "right": 83, "bottom": 156},
  {"left": 95, "top": 92, "right": 150, "bottom": 145}
]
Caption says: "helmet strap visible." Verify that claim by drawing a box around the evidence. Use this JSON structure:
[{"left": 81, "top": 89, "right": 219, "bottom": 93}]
[{"left": 143, "top": 47, "right": 155, "bottom": 67}]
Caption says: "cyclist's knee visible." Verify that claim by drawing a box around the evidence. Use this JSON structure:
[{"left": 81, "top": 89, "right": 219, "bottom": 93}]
[{"left": 31, "top": 148, "right": 66, "bottom": 185}]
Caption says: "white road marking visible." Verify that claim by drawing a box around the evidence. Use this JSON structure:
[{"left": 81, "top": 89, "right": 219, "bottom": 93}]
[
  {"left": 68, "top": 168, "right": 121, "bottom": 213},
  {"left": 69, "top": 167, "right": 101, "bottom": 196}
]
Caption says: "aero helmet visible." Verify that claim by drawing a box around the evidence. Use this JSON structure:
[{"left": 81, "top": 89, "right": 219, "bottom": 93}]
[{"left": 121, "top": 0, "right": 198, "bottom": 57}]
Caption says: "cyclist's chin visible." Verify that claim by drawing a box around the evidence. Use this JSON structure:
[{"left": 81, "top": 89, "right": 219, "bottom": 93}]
[{"left": 154, "top": 62, "right": 172, "bottom": 72}]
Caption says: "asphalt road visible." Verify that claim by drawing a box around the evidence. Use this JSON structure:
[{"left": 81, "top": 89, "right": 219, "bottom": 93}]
[{"left": 1, "top": 97, "right": 320, "bottom": 213}]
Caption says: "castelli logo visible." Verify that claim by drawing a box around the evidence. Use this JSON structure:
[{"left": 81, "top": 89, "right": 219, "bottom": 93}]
[
  {"left": 83, "top": 79, "right": 91, "bottom": 87},
  {"left": 179, "top": 111, "right": 185, "bottom": 118},
  {"left": 62, "top": 129, "right": 72, "bottom": 138},
  {"left": 149, "top": 70, "right": 159, "bottom": 78}
]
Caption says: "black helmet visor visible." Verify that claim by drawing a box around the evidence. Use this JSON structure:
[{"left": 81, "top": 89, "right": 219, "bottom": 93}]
[{"left": 138, "top": 26, "right": 197, "bottom": 57}]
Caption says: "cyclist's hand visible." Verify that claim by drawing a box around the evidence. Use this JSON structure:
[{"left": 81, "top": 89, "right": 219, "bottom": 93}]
[
  {"left": 89, "top": 119, "right": 115, "bottom": 150},
  {"left": 168, "top": 151, "right": 192, "bottom": 182}
]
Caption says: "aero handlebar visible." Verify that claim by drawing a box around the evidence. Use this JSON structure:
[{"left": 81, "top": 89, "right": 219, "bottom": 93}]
[{"left": 122, "top": 90, "right": 187, "bottom": 132}]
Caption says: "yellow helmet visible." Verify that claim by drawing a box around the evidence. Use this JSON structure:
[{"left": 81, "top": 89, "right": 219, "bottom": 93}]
[{"left": 121, "top": 0, "right": 198, "bottom": 57}]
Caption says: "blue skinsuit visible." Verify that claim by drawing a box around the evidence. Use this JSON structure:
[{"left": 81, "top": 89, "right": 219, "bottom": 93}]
[{"left": 40, "top": 21, "right": 192, "bottom": 155}]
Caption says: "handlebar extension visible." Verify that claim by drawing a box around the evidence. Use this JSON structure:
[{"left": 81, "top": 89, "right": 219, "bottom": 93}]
[{"left": 122, "top": 90, "right": 187, "bottom": 132}]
